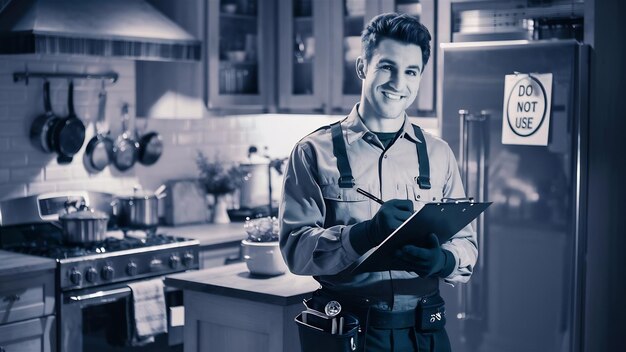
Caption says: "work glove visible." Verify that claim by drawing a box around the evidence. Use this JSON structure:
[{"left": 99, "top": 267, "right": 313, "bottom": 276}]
[
  {"left": 393, "top": 233, "right": 456, "bottom": 278},
  {"left": 349, "top": 199, "right": 414, "bottom": 255}
]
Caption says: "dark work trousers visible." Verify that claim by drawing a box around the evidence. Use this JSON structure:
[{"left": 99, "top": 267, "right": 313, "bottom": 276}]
[{"left": 361, "top": 326, "right": 451, "bottom": 352}]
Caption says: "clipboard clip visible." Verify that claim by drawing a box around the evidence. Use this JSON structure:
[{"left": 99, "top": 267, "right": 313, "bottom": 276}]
[{"left": 440, "top": 197, "right": 475, "bottom": 204}]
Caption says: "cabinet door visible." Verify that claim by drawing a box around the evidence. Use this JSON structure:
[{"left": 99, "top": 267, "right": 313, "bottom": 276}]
[
  {"left": 277, "top": 0, "right": 330, "bottom": 113},
  {"left": 329, "top": 0, "right": 380, "bottom": 114},
  {"left": 0, "top": 316, "right": 55, "bottom": 352},
  {"left": 206, "top": 0, "right": 275, "bottom": 111}
]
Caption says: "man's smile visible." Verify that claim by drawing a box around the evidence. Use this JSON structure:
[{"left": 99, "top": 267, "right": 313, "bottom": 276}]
[{"left": 382, "top": 91, "right": 406, "bottom": 101}]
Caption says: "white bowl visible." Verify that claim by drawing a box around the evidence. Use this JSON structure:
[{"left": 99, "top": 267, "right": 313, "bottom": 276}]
[{"left": 241, "top": 240, "right": 288, "bottom": 276}]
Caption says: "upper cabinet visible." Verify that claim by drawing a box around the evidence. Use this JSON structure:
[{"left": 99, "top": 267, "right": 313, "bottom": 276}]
[
  {"left": 278, "top": 0, "right": 436, "bottom": 116},
  {"left": 205, "top": 0, "right": 275, "bottom": 111},
  {"left": 138, "top": 0, "right": 437, "bottom": 117}
]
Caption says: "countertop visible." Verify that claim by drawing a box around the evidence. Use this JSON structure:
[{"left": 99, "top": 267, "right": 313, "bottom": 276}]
[
  {"left": 0, "top": 250, "right": 56, "bottom": 276},
  {"left": 165, "top": 262, "right": 319, "bottom": 306},
  {"left": 161, "top": 222, "right": 247, "bottom": 248}
]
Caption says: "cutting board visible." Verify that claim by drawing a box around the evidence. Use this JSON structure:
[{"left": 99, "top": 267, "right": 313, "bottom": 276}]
[{"left": 164, "top": 179, "right": 208, "bottom": 226}]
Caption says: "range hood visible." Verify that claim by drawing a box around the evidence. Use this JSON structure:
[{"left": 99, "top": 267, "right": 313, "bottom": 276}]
[{"left": 0, "top": 0, "right": 201, "bottom": 61}]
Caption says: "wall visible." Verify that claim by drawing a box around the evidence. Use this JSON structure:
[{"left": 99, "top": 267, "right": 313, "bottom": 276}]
[
  {"left": 0, "top": 54, "right": 342, "bottom": 202},
  {"left": 0, "top": 54, "right": 139, "bottom": 200}
]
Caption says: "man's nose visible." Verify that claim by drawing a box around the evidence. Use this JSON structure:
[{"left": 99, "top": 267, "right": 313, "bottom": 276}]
[{"left": 388, "top": 71, "right": 406, "bottom": 91}]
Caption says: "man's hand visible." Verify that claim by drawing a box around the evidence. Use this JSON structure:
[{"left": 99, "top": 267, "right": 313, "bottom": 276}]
[
  {"left": 349, "top": 199, "right": 413, "bottom": 255},
  {"left": 394, "top": 233, "right": 456, "bottom": 278}
]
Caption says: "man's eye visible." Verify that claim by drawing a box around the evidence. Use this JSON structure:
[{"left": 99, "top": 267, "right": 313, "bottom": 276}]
[
  {"left": 406, "top": 70, "right": 418, "bottom": 77},
  {"left": 381, "top": 65, "right": 393, "bottom": 71}
]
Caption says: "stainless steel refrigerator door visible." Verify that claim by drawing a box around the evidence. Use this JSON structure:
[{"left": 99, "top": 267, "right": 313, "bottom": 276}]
[{"left": 439, "top": 40, "right": 588, "bottom": 352}]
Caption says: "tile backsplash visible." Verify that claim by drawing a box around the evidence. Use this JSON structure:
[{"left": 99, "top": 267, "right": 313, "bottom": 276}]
[{"left": 0, "top": 54, "right": 340, "bottom": 201}]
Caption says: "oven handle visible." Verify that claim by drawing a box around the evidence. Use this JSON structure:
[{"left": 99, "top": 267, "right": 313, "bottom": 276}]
[
  {"left": 69, "top": 287, "right": 131, "bottom": 302},
  {"left": 68, "top": 281, "right": 180, "bottom": 303}
]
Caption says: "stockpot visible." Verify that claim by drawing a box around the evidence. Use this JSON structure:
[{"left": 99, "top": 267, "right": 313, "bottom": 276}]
[
  {"left": 111, "top": 185, "right": 166, "bottom": 231},
  {"left": 58, "top": 204, "right": 109, "bottom": 244}
]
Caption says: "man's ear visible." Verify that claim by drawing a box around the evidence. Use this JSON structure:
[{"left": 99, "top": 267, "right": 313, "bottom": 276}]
[{"left": 356, "top": 56, "right": 366, "bottom": 80}]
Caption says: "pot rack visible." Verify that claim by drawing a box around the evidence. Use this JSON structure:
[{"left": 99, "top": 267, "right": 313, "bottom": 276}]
[{"left": 13, "top": 69, "right": 118, "bottom": 85}]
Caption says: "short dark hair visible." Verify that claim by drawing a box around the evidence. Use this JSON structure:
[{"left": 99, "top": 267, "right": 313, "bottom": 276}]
[{"left": 361, "top": 13, "right": 432, "bottom": 69}]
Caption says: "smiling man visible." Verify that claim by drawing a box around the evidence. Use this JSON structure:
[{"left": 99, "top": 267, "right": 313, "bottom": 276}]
[{"left": 280, "top": 13, "right": 477, "bottom": 352}]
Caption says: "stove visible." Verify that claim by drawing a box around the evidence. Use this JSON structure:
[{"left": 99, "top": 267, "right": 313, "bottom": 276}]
[
  {"left": 0, "top": 191, "right": 199, "bottom": 291},
  {"left": 0, "top": 191, "right": 199, "bottom": 351}
]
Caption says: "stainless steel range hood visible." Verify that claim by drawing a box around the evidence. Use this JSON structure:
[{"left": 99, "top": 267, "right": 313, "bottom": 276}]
[{"left": 0, "top": 0, "right": 201, "bottom": 61}]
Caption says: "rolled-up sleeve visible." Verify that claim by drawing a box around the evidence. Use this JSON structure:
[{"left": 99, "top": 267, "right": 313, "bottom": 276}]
[
  {"left": 279, "top": 143, "right": 361, "bottom": 276},
  {"left": 440, "top": 144, "right": 478, "bottom": 285}
]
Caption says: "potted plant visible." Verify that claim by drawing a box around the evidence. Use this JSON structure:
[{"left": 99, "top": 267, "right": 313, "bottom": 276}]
[
  {"left": 196, "top": 150, "right": 245, "bottom": 223},
  {"left": 242, "top": 216, "right": 287, "bottom": 276}
]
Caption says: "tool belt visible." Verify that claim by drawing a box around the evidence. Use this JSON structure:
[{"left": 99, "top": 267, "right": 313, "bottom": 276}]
[{"left": 311, "top": 288, "right": 446, "bottom": 332}]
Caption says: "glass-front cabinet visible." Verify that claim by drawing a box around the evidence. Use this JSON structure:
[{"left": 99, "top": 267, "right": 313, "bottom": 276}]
[
  {"left": 206, "top": 0, "right": 275, "bottom": 111},
  {"left": 278, "top": 0, "right": 436, "bottom": 116},
  {"left": 278, "top": 0, "right": 330, "bottom": 112}
]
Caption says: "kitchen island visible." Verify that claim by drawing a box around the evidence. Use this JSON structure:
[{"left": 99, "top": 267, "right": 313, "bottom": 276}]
[{"left": 165, "top": 262, "right": 319, "bottom": 352}]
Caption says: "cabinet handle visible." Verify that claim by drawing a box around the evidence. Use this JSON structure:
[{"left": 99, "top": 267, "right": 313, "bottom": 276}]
[{"left": 2, "top": 294, "right": 20, "bottom": 302}]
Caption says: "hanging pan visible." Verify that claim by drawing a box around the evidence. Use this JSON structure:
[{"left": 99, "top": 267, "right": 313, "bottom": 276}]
[
  {"left": 112, "top": 103, "right": 139, "bottom": 172},
  {"left": 50, "top": 80, "right": 86, "bottom": 164},
  {"left": 135, "top": 118, "right": 163, "bottom": 166},
  {"left": 29, "top": 80, "right": 59, "bottom": 153},
  {"left": 84, "top": 80, "right": 114, "bottom": 172}
]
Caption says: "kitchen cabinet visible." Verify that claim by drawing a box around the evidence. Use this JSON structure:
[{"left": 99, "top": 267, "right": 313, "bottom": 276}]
[
  {"left": 278, "top": 0, "right": 437, "bottom": 116},
  {"left": 165, "top": 263, "right": 319, "bottom": 352},
  {"left": 0, "top": 317, "right": 55, "bottom": 352},
  {"left": 138, "top": 0, "right": 437, "bottom": 116},
  {"left": 0, "top": 251, "right": 56, "bottom": 352},
  {"left": 206, "top": 0, "right": 276, "bottom": 111}
]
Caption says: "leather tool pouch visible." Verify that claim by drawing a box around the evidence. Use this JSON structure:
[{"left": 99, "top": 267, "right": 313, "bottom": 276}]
[
  {"left": 295, "top": 311, "right": 360, "bottom": 352},
  {"left": 416, "top": 294, "right": 446, "bottom": 332}
]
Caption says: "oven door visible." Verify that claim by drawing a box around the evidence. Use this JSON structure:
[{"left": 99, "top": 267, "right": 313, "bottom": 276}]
[{"left": 60, "top": 277, "right": 184, "bottom": 352}]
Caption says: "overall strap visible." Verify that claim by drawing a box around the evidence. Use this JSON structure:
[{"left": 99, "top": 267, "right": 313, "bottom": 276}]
[
  {"left": 330, "top": 121, "right": 355, "bottom": 188},
  {"left": 412, "top": 125, "right": 431, "bottom": 189}
]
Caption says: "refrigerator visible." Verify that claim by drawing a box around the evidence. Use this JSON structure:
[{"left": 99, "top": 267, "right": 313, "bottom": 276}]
[{"left": 439, "top": 40, "right": 589, "bottom": 352}]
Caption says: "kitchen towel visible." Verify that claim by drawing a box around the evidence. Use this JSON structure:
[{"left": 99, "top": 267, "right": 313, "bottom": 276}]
[{"left": 127, "top": 279, "right": 168, "bottom": 346}]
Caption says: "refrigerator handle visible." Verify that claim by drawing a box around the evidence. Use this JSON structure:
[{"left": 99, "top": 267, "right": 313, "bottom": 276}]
[{"left": 457, "top": 109, "right": 490, "bottom": 322}]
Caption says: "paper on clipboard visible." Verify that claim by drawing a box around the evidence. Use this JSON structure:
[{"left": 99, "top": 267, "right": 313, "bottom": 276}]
[{"left": 352, "top": 201, "right": 491, "bottom": 274}]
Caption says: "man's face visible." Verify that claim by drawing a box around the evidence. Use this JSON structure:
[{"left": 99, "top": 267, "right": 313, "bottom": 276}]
[{"left": 358, "top": 38, "right": 423, "bottom": 120}]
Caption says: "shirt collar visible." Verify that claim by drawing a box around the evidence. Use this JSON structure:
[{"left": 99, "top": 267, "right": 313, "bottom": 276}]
[{"left": 344, "top": 104, "right": 424, "bottom": 145}]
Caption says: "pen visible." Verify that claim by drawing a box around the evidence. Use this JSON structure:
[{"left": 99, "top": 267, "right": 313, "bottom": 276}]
[{"left": 356, "top": 188, "right": 384, "bottom": 205}]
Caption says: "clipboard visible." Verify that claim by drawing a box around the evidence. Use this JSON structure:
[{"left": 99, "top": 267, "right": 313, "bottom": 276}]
[{"left": 352, "top": 200, "right": 492, "bottom": 274}]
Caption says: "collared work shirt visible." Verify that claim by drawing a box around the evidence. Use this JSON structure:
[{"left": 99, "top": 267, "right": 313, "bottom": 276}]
[{"left": 279, "top": 105, "right": 477, "bottom": 311}]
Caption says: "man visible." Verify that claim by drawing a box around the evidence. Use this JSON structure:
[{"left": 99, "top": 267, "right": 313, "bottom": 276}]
[{"left": 279, "top": 13, "right": 477, "bottom": 352}]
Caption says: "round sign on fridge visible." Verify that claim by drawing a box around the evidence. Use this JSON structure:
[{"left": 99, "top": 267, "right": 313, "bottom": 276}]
[{"left": 506, "top": 75, "right": 547, "bottom": 137}]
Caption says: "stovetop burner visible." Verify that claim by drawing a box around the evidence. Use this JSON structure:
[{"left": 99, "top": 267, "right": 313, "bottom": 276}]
[{"left": 4, "top": 234, "right": 192, "bottom": 259}]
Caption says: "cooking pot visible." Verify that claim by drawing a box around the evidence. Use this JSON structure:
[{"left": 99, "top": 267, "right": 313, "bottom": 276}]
[
  {"left": 58, "top": 202, "right": 109, "bottom": 244},
  {"left": 112, "top": 185, "right": 166, "bottom": 231}
]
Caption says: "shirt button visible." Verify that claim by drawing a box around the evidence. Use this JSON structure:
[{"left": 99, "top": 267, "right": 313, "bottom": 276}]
[
  {"left": 384, "top": 155, "right": 388, "bottom": 159},
  {"left": 417, "top": 195, "right": 421, "bottom": 199}
]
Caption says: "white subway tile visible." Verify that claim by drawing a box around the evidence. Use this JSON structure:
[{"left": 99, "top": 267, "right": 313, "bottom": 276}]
[
  {"left": 0, "top": 152, "right": 27, "bottom": 167},
  {"left": 0, "top": 169, "right": 9, "bottom": 182},
  {"left": 0, "top": 183, "right": 27, "bottom": 200},
  {"left": 176, "top": 132, "right": 203, "bottom": 146},
  {"left": 0, "top": 138, "right": 9, "bottom": 151},
  {"left": 11, "top": 167, "right": 43, "bottom": 182},
  {"left": 45, "top": 166, "right": 74, "bottom": 181},
  {"left": 27, "top": 182, "right": 57, "bottom": 195}
]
